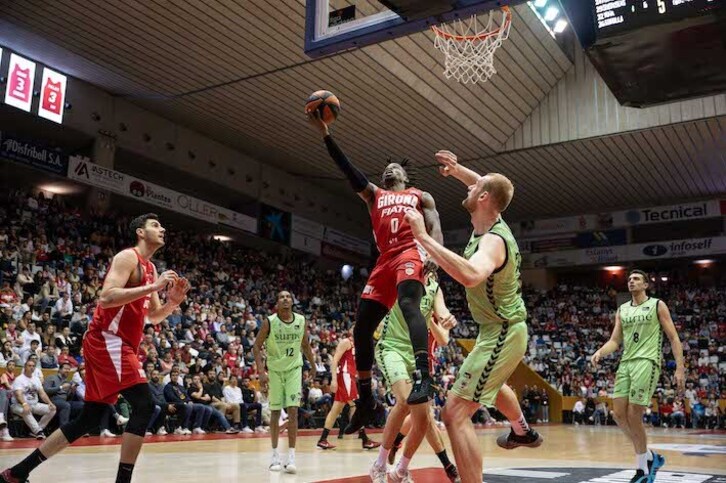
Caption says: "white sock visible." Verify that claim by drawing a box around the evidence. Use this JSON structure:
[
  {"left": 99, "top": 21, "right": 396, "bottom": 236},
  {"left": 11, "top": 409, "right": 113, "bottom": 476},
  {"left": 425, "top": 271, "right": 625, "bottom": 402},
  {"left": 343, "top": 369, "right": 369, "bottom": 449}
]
[
  {"left": 512, "top": 415, "right": 530, "bottom": 436},
  {"left": 376, "top": 446, "right": 389, "bottom": 467},
  {"left": 636, "top": 453, "right": 648, "bottom": 472},
  {"left": 397, "top": 456, "right": 411, "bottom": 472},
  {"left": 272, "top": 447, "right": 279, "bottom": 457},
  {"left": 646, "top": 449, "right": 653, "bottom": 461},
  {"left": 288, "top": 448, "right": 295, "bottom": 458}
]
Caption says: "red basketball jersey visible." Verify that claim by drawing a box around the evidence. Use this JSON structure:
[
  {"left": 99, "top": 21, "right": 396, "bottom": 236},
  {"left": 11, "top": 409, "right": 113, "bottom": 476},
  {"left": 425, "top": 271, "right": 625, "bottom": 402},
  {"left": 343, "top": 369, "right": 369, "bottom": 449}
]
[
  {"left": 337, "top": 343, "right": 356, "bottom": 377},
  {"left": 88, "top": 248, "right": 155, "bottom": 349},
  {"left": 370, "top": 187, "right": 424, "bottom": 255}
]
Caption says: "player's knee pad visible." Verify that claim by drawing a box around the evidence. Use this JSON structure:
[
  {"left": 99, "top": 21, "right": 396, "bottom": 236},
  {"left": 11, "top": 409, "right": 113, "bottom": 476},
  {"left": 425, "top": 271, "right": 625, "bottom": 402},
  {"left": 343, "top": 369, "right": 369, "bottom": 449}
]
[
  {"left": 60, "top": 402, "right": 106, "bottom": 443},
  {"left": 122, "top": 383, "right": 155, "bottom": 436}
]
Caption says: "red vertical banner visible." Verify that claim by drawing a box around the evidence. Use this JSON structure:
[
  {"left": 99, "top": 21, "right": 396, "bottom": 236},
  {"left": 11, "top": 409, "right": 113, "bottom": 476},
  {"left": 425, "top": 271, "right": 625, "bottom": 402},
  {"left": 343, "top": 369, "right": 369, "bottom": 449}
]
[
  {"left": 37, "top": 67, "right": 67, "bottom": 124},
  {"left": 4, "top": 53, "right": 36, "bottom": 112}
]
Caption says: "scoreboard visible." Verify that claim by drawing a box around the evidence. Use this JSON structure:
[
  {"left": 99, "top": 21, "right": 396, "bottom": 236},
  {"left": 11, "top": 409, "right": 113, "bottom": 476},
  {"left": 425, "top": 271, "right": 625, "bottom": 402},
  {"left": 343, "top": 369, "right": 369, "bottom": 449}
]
[{"left": 594, "top": 0, "right": 723, "bottom": 37}]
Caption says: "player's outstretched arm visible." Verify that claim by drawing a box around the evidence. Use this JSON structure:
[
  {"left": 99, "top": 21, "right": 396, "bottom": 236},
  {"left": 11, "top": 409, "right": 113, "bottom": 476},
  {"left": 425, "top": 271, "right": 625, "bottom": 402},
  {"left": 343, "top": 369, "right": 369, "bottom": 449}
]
[
  {"left": 435, "top": 150, "right": 481, "bottom": 186},
  {"left": 98, "top": 250, "right": 177, "bottom": 309},
  {"left": 421, "top": 192, "right": 444, "bottom": 245},
  {"left": 658, "top": 300, "right": 685, "bottom": 393},
  {"left": 591, "top": 311, "right": 623, "bottom": 367},
  {"left": 430, "top": 288, "right": 455, "bottom": 346},
  {"left": 302, "top": 322, "right": 317, "bottom": 369},
  {"left": 308, "top": 111, "right": 377, "bottom": 207},
  {"left": 404, "top": 209, "right": 504, "bottom": 288},
  {"left": 253, "top": 319, "right": 270, "bottom": 388}
]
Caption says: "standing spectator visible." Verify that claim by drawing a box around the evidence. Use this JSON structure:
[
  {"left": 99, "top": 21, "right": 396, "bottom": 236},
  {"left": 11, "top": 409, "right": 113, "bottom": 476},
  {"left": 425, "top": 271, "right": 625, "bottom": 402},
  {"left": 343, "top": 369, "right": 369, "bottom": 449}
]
[
  {"left": 11, "top": 359, "right": 56, "bottom": 439},
  {"left": 43, "top": 362, "right": 84, "bottom": 426}
]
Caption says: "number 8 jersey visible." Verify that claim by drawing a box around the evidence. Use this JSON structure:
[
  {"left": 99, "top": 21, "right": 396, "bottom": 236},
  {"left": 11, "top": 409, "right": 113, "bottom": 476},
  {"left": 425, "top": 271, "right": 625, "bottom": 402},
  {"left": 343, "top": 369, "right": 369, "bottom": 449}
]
[
  {"left": 618, "top": 297, "right": 662, "bottom": 366},
  {"left": 370, "top": 187, "right": 425, "bottom": 255},
  {"left": 266, "top": 312, "right": 306, "bottom": 372}
]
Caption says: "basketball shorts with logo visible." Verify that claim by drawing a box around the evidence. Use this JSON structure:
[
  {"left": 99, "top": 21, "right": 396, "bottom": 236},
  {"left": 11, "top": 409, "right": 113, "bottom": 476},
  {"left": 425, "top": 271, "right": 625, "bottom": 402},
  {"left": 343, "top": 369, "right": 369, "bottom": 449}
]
[
  {"left": 269, "top": 367, "right": 303, "bottom": 410},
  {"left": 362, "top": 246, "right": 426, "bottom": 309},
  {"left": 334, "top": 371, "right": 358, "bottom": 403},
  {"left": 613, "top": 359, "right": 660, "bottom": 406},
  {"left": 451, "top": 321, "right": 527, "bottom": 406},
  {"left": 375, "top": 343, "right": 415, "bottom": 387},
  {"left": 83, "top": 330, "right": 147, "bottom": 404}
]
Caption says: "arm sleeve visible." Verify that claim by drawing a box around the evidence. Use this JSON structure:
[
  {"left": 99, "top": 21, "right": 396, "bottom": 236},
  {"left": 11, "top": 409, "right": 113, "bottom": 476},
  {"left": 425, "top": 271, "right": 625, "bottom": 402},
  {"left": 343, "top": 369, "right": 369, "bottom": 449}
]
[{"left": 324, "top": 135, "right": 370, "bottom": 192}]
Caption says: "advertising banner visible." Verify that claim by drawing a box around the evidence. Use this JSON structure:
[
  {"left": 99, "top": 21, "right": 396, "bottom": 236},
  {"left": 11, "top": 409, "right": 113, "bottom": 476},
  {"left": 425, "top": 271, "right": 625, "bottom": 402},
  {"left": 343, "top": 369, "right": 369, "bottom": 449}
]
[
  {"left": 67, "top": 156, "right": 257, "bottom": 233},
  {"left": 0, "top": 131, "right": 68, "bottom": 175}
]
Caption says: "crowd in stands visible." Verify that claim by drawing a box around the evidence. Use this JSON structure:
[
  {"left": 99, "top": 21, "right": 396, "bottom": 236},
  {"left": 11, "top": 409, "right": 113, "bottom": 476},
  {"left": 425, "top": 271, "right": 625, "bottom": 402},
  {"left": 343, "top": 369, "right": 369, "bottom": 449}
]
[{"left": 0, "top": 189, "right": 723, "bottom": 440}]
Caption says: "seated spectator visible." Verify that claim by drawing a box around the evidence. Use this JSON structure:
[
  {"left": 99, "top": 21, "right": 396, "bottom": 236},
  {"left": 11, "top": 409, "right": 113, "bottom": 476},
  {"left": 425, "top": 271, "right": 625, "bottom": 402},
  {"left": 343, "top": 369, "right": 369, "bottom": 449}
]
[
  {"left": 0, "top": 360, "right": 16, "bottom": 441},
  {"left": 43, "top": 362, "right": 84, "bottom": 426},
  {"left": 659, "top": 399, "right": 674, "bottom": 428},
  {"left": 159, "top": 351, "right": 174, "bottom": 376},
  {"left": 20, "top": 321, "right": 41, "bottom": 351},
  {"left": 308, "top": 379, "right": 332, "bottom": 411},
  {"left": 189, "top": 374, "right": 237, "bottom": 434},
  {"left": 164, "top": 367, "right": 210, "bottom": 435},
  {"left": 20, "top": 339, "right": 42, "bottom": 365},
  {"left": 11, "top": 358, "right": 56, "bottom": 439},
  {"left": 572, "top": 398, "right": 585, "bottom": 425},
  {"left": 57, "top": 346, "right": 79, "bottom": 368},
  {"left": 53, "top": 292, "right": 73, "bottom": 327},
  {"left": 40, "top": 345, "right": 59, "bottom": 369},
  {"left": 224, "top": 376, "right": 264, "bottom": 433},
  {"left": 204, "top": 369, "right": 241, "bottom": 430},
  {"left": 705, "top": 397, "right": 721, "bottom": 429},
  {"left": 0, "top": 340, "right": 20, "bottom": 368},
  {"left": 146, "top": 368, "right": 184, "bottom": 436},
  {"left": 671, "top": 399, "right": 686, "bottom": 428},
  {"left": 54, "top": 326, "right": 74, "bottom": 350},
  {"left": 592, "top": 400, "right": 607, "bottom": 426}
]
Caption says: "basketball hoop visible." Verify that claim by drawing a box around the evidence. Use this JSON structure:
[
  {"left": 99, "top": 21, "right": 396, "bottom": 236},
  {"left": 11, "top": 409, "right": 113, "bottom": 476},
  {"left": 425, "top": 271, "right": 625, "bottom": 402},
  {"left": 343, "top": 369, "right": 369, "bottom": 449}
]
[{"left": 431, "top": 7, "right": 512, "bottom": 85}]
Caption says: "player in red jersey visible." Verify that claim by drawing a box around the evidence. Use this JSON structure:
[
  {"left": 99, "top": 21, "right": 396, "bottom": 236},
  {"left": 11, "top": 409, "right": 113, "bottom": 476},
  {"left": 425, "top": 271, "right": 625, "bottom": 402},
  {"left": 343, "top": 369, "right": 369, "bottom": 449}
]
[
  {"left": 317, "top": 335, "right": 380, "bottom": 450},
  {"left": 1, "top": 214, "right": 189, "bottom": 483},
  {"left": 309, "top": 110, "right": 443, "bottom": 433}
]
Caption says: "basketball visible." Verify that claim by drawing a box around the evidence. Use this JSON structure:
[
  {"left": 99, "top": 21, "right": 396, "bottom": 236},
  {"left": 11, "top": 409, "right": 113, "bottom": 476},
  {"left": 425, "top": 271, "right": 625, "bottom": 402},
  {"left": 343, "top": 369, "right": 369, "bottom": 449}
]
[{"left": 305, "top": 90, "right": 340, "bottom": 124}]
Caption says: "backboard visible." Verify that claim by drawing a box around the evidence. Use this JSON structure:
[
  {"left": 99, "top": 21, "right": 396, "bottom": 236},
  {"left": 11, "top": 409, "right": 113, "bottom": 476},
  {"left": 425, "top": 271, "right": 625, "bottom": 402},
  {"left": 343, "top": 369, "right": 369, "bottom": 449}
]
[{"left": 304, "top": 0, "right": 527, "bottom": 58}]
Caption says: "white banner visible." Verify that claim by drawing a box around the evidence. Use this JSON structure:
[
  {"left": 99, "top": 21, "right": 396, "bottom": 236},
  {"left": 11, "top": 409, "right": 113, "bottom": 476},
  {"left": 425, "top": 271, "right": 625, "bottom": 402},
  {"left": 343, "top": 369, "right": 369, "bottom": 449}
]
[
  {"left": 37, "top": 67, "right": 67, "bottom": 124},
  {"left": 4, "top": 53, "right": 36, "bottom": 112},
  {"left": 519, "top": 200, "right": 721, "bottom": 238},
  {"left": 291, "top": 215, "right": 325, "bottom": 240},
  {"left": 290, "top": 230, "right": 322, "bottom": 256},
  {"left": 323, "top": 227, "right": 371, "bottom": 256},
  {"left": 68, "top": 156, "right": 257, "bottom": 234},
  {"left": 523, "top": 236, "right": 726, "bottom": 268}
]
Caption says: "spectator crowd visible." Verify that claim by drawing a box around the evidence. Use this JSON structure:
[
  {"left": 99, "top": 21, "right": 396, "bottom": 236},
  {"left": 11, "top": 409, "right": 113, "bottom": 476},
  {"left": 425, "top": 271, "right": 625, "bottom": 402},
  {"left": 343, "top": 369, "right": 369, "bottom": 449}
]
[{"left": 0, "top": 189, "right": 723, "bottom": 439}]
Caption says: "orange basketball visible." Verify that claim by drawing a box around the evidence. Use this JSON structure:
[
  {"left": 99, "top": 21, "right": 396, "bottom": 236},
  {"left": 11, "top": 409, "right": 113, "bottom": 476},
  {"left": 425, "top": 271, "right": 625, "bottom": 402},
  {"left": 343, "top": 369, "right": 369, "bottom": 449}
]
[{"left": 305, "top": 90, "right": 340, "bottom": 125}]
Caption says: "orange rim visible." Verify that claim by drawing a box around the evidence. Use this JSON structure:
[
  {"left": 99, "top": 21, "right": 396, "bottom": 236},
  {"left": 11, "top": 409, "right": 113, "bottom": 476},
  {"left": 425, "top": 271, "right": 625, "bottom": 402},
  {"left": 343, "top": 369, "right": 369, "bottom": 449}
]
[{"left": 431, "top": 6, "right": 511, "bottom": 41}]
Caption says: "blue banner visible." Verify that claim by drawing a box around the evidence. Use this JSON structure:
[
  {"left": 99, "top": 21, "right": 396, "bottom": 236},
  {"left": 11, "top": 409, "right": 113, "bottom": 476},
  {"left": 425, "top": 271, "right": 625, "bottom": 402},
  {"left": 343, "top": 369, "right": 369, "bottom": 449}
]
[{"left": 0, "top": 131, "right": 68, "bottom": 175}]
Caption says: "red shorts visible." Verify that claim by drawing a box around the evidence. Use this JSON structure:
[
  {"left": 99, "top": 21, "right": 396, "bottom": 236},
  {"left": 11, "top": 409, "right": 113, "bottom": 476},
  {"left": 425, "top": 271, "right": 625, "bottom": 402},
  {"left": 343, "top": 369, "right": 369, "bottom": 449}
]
[
  {"left": 83, "top": 331, "right": 147, "bottom": 404},
  {"left": 362, "top": 246, "right": 426, "bottom": 309},
  {"left": 334, "top": 372, "right": 358, "bottom": 403}
]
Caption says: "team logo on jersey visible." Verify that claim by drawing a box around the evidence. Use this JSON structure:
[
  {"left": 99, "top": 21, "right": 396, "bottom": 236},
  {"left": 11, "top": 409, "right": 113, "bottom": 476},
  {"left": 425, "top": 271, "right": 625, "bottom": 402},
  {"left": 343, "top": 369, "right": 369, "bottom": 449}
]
[
  {"left": 642, "top": 306, "right": 650, "bottom": 311},
  {"left": 404, "top": 262, "right": 415, "bottom": 276},
  {"left": 363, "top": 285, "right": 374, "bottom": 295}
]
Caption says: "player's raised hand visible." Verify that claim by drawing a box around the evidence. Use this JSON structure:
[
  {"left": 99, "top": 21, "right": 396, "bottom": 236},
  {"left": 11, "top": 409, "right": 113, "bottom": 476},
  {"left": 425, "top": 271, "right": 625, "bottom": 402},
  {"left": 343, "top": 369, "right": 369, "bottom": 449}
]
[
  {"left": 168, "top": 277, "right": 190, "bottom": 305},
  {"left": 435, "top": 150, "right": 459, "bottom": 177},
  {"left": 403, "top": 208, "right": 427, "bottom": 239},
  {"left": 590, "top": 351, "right": 602, "bottom": 368},
  {"left": 439, "top": 313, "right": 457, "bottom": 330},
  {"left": 306, "top": 109, "right": 330, "bottom": 137},
  {"left": 154, "top": 270, "right": 179, "bottom": 291}
]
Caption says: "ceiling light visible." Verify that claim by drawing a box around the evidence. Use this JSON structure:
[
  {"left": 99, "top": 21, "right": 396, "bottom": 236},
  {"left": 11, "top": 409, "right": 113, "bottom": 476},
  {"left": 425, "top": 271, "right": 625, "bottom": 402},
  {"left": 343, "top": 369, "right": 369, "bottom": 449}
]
[
  {"left": 603, "top": 266, "right": 624, "bottom": 272},
  {"left": 38, "top": 183, "right": 80, "bottom": 195},
  {"left": 544, "top": 7, "right": 559, "bottom": 21},
  {"left": 660, "top": 276, "right": 668, "bottom": 282},
  {"left": 694, "top": 259, "right": 714, "bottom": 266},
  {"left": 212, "top": 235, "right": 232, "bottom": 242},
  {"left": 553, "top": 19, "right": 568, "bottom": 33}
]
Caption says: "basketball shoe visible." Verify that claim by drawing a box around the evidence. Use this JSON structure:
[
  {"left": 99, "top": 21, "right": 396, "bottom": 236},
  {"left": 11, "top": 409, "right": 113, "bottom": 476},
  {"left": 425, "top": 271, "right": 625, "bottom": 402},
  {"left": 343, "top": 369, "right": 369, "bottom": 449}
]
[
  {"left": 317, "top": 439, "right": 336, "bottom": 450},
  {"left": 345, "top": 397, "right": 377, "bottom": 435},
  {"left": 648, "top": 452, "right": 665, "bottom": 480},
  {"left": 496, "top": 428, "right": 543, "bottom": 449},
  {"left": 369, "top": 463, "right": 387, "bottom": 483},
  {"left": 388, "top": 466, "right": 414, "bottom": 483},
  {"left": 629, "top": 469, "right": 649, "bottom": 483},
  {"left": 407, "top": 370, "right": 435, "bottom": 405},
  {"left": 284, "top": 454, "right": 297, "bottom": 474},
  {"left": 445, "top": 463, "right": 461, "bottom": 483},
  {"left": 269, "top": 452, "right": 282, "bottom": 472},
  {"left": 0, "top": 469, "right": 26, "bottom": 483}
]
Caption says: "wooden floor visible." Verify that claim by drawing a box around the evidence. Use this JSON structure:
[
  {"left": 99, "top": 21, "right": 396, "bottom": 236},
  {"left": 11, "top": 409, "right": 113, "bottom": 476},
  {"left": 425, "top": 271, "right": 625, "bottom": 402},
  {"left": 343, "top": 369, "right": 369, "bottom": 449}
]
[{"left": 0, "top": 424, "right": 724, "bottom": 482}]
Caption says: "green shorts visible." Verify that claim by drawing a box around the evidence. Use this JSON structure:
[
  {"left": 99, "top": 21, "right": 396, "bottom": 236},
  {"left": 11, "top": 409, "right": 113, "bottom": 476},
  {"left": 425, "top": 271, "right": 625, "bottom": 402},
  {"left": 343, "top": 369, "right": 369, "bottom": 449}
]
[
  {"left": 269, "top": 367, "right": 302, "bottom": 410},
  {"left": 375, "top": 343, "right": 415, "bottom": 387},
  {"left": 451, "top": 321, "right": 527, "bottom": 406},
  {"left": 613, "top": 359, "right": 660, "bottom": 406}
]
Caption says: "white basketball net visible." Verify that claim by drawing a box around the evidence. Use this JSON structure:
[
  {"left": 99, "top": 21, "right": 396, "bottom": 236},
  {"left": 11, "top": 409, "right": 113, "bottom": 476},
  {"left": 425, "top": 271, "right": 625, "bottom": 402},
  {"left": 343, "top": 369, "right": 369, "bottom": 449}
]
[{"left": 432, "top": 7, "right": 512, "bottom": 85}]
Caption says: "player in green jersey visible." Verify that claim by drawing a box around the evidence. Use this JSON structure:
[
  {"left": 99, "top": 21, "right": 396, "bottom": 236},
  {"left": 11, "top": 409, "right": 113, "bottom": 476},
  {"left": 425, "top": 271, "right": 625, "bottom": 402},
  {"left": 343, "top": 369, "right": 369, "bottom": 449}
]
[
  {"left": 253, "top": 291, "right": 316, "bottom": 474},
  {"left": 371, "top": 268, "right": 459, "bottom": 483},
  {"left": 592, "top": 270, "right": 684, "bottom": 483},
  {"left": 404, "top": 150, "right": 542, "bottom": 483}
]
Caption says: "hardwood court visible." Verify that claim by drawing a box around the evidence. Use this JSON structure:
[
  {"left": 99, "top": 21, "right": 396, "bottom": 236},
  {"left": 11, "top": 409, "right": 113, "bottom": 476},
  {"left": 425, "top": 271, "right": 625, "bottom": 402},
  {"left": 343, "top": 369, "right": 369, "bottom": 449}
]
[{"left": 0, "top": 425, "right": 723, "bottom": 482}]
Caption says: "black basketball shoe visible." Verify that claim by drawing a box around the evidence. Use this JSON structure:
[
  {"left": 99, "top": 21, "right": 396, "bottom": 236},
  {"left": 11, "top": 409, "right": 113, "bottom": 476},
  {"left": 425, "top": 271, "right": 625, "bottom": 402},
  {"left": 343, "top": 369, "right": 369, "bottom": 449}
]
[
  {"left": 496, "top": 428, "right": 544, "bottom": 449},
  {"left": 629, "top": 469, "right": 649, "bottom": 483},
  {"left": 406, "top": 370, "right": 435, "bottom": 405},
  {"left": 344, "top": 397, "right": 377, "bottom": 435}
]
